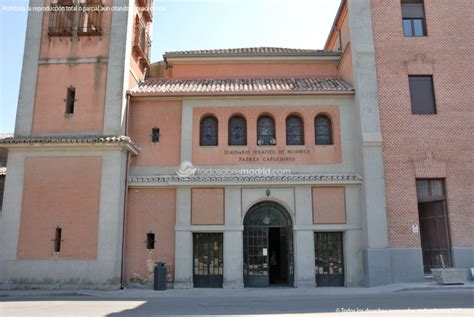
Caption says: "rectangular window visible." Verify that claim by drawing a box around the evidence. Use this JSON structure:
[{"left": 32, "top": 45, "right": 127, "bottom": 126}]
[
  {"left": 146, "top": 233, "right": 155, "bottom": 250},
  {"left": 416, "top": 179, "right": 445, "bottom": 201},
  {"left": 408, "top": 75, "right": 436, "bottom": 114},
  {"left": 402, "top": 1, "right": 427, "bottom": 36},
  {"left": 151, "top": 128, "right": 160, "bottom": 143},
  {"left": 54, "top": 227, "right": 62, "bottom": 253},
  {"left": 66, "top": 87, "right": 76, "bottom": 115}
]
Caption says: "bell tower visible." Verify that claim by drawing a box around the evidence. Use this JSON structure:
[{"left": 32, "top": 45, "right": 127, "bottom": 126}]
[{"left": 0, "top": 0, "right": 153, "bottom": 288}]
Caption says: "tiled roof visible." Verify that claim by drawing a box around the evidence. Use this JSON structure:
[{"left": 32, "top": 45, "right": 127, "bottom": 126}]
[
  {"left": 131, "top": 77, "right": 353, "bottom": 96},
  {"left": 0, "top": 135, "right": 139, "bottom": 154},
  {"left": 164, "top": 47, "right": 341, "bottom": 58}
]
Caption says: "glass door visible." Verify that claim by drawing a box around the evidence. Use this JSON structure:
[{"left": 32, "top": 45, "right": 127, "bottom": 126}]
[
  {"left": 193, "top": 233, "right": 223, "bottom": 288},
  {"left": 244, "top": 227, "right": 269, "bottom": 287},
  {"left": 314, "top": 232, "right": 344, "bottom": 287}
]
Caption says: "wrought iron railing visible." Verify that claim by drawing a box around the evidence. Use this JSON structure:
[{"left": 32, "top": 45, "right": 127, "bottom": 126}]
[
  {"left": 48, "top": 1, "right": 104, "bottom": 37},
  {"left": 133, "top": 24, "right": 152, "bottom": 67},
  {"left": 77, "top": 2, "right": 104, "bottom": 36},
  {"left": 48, "top": 5, "right": 74, "bottom": 36}
]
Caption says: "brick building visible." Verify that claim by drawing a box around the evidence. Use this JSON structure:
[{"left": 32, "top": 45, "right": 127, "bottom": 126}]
[{"left": 0, "top": 0, "right": 472, "bottom": 289}]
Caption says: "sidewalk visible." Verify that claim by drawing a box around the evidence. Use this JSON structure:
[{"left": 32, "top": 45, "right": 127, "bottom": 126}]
[{"left": 1, "top": 281, "right": 473, "bottom": 298}]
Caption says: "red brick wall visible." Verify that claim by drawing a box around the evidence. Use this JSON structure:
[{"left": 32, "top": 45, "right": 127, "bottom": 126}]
[{"left": 370, "top": 0, "right": 473, "bottom": 247}]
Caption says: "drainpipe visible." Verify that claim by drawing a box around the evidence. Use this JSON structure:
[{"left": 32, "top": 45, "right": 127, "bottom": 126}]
[
  {"left": 337, "top": 28, "right": 343, "bottom": 51},
  {"left": 120, "top": 93, "right": 132, "bottom": 289}
]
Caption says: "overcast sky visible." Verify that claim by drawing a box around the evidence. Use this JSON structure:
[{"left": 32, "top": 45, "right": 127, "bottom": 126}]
[{"left": 0, "top": 0, "right": 340, "bottom": 133}]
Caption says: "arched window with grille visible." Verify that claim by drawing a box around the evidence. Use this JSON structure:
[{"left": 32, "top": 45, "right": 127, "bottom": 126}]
[
  {"left": 200, "top": 115, "right": 218, "bottom": 146},
  {"left": 286, "top": 115, "right": 304, "bottom": 145},
  {"left": 315, "top": 115, "right": 333, "bottom": 145},
  {"left": 228, "top": 115, "right": 247, "bottom": 146},
  {"left": 257, "top": 115, "right": 276, "bottom": 146}
]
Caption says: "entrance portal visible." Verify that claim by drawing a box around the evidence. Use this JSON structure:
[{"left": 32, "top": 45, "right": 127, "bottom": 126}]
[{"left": 243, "top": 202, "right": 293, "bottom": 287}]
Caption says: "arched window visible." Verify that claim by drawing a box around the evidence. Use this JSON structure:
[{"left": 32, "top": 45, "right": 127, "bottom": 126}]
[
  {"left": 228, "top": 115, "right": 247, "bottom": 146},
  {"left": 315, "top": 115, "right": 333, "bottom": 145},
  {"left": 257, "top": 115, "right": 276, "bottom": 146},
  {"left": 200, "top": 115, "right": 218, "bottom": 146},
  {"left": 286, "top": 115, "right": 304, "bottom": 145}
]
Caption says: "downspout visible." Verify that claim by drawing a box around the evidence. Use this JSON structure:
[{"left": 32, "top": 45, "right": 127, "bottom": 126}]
[
  {"left": 338, "top": 28, "right": 343, "bottom": 51},
  {"left": 120, "top": 93, "right": 132, "bottom": 289}
]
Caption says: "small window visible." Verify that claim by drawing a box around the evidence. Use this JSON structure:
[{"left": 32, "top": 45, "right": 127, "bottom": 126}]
[
  {"left": 65, "top": 87, "right": 76, "bottom": 115},
  {"left": 257, "top": 115, "right": 276, "bottom": 146},
  {"left": 146, "top": 233, "right": 155, "bottom": 250},
  {"left": 402, "top": 1, "right": 427, "bottom": 37},
  {"left": 286, "top": 115, "right": 304, "bottom": 145},
  {"left": 200, "top": 116, "right": 218, "bottom": 146},
  {"left": 408, "top": 75, "right": 436, "bottom": 114},
  {"left": 315, "top": 115, "right": 333, "bottom": 145},
  {"left": 228, "top": 115, "right": 247, "bottom": 146},
  {"left": 151, "top": 128, "right": 160, "bottom": 143},
  {"left": 54, "top": 227, "right": 62, "bottom": 253}
]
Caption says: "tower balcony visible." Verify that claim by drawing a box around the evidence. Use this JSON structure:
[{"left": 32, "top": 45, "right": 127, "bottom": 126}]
[
  {"left": 137, "top": 0, "right": 153, "bottom": 22},
  {"left": 133, "top": 28, "right": 152, "bottom": 69}
]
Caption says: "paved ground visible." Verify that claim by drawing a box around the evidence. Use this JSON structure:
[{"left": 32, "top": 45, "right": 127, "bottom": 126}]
[{"left": 0, "top": 286, "right": 473, "bottom": 317}]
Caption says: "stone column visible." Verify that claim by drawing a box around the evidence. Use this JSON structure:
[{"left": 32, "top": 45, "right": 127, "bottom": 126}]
[
  {"left": 294, "top": 186, "right": 316, "bottom": 287},
  {"left": 174, "top": 187, "right": 193, "bottom": 288},
  {"left": 348, "top": 0, "right": 391, "bottom": 286},
  {"left": 223, "top": 187, "right": 244, "bottom": 288}
]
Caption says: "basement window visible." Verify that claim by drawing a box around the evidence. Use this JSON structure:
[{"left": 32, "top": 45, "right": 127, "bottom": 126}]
[
  {"left": 146, "top": 233, "right": 155, "bottom": 250},
  {"left": 65, "top": 87, "right": 76, "bottom": 115},
  {"left": 54, "top": 227, "right": 62, "bottom": 253}
]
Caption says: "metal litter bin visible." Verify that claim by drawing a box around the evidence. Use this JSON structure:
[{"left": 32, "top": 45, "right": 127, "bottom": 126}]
[{"left": 154, "top": 262, "right": 167, "bottom": 290}]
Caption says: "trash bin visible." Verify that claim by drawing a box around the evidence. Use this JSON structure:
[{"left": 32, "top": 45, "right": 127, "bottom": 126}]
[{"left": 154, "top": 262, "right": 167, "bottom": 291}]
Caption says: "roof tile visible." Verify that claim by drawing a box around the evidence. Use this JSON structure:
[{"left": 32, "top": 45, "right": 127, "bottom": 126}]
[
  {"left": 164, "top": 47, "right": 341, "bottom": 58},
  {"left": 132, "top": 77, "right": 353, "bottom": 96}
]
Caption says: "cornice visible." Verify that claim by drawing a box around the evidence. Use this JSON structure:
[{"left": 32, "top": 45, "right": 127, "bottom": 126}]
[
  {"left": 0, "top": 135, "right": 140, "bottom": 155},
  {"left": 128, "top": 173, "right": 362, "bottom": 187}
]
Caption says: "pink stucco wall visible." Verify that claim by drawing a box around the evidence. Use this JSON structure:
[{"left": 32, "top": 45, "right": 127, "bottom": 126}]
[
  {"left": 129, "top": 100, "right": 182, "bottom": 166},
  {"left": 32, "top": 63, "right": 107, "bottom": 135},
  {"left": 191, "top": 188, "right": 225, "bottom": 225},
  {"left": 17, "top": 157, "right": 102, "bottom": 259},
  {"left": 39, "top": 0, "right": 112, "bottom": 60},
  {"left": 167, "top": 62, "right": 339, "bottom": 79},
  {"left": 312, "top": 187, "right": 346, "bottom": 224},
  {"left": 125, "top": 188, "right": 176, "bottom": 284},
  {"left": 192, "top": 106, "right": 341, "bottom": 165},
  {"left": 338, "top": 46, "right": 353, "bottom": 86}
]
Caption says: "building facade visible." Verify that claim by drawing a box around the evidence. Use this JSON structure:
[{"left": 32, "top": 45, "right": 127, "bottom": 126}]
[{"left": 0, "top": 0, "right": 472, "bottom": 289}]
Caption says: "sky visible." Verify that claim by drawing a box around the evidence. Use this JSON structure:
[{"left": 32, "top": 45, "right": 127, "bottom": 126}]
[{"left": 0, "top": 0, "right": 340, "bottom": 133}]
